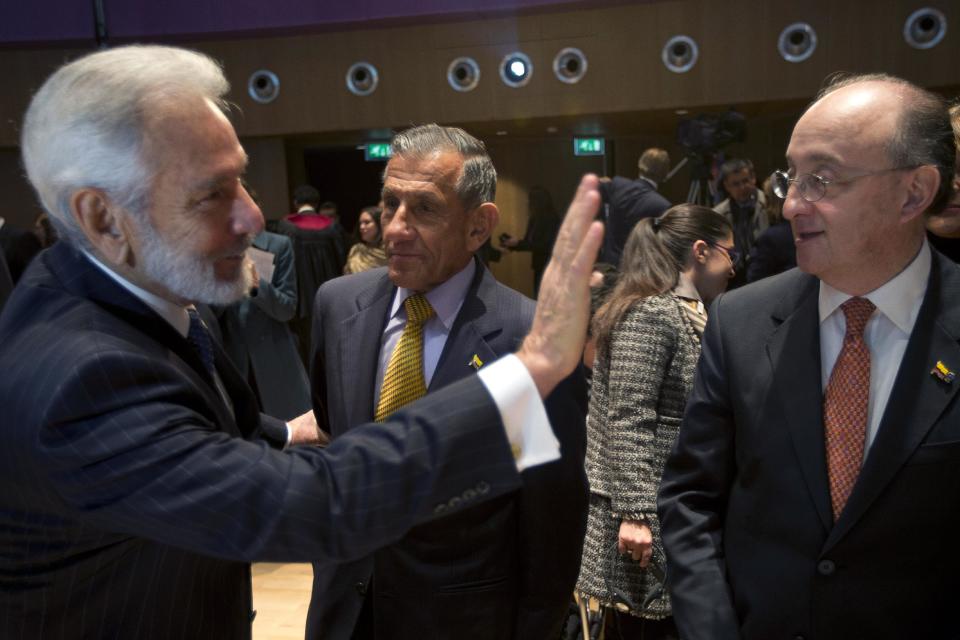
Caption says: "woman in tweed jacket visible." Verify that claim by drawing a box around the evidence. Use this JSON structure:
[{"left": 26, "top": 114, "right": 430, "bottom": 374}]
[{"left": 577, "top": 204, "right": 735, "bottom": 639}]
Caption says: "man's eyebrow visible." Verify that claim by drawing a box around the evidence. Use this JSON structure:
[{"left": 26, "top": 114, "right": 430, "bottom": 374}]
[
  {"left": 191, "top": 157, "right": 249, "bottom": 193},
  {"left": 785, "top": 151, "right": 844, "bottom": 167}
]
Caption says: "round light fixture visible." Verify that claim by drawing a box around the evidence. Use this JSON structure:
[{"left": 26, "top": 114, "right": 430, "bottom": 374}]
[
  {"left": 553, "top": 47, "right": 588, "bottom": 84},
  {"left": 778, "top": 23, "right": 818, "bottom": 63},
  {"left": 662, "top": 35, "right": 699, "bottom": 74},
  {"left": 500, "top": 52, "right": 533, "bottom": 88},
  {"left": 346, "top": 62, "right": 379, "bottom": 96},
  {"left": 247, "top": 70, "right": 280, "bottom": 104},
  {"left": 447, "top": 57, "right": 480, "bottom": 92},
  {"left": 903, "top": 8, "right": 947, "bottom": 50}
]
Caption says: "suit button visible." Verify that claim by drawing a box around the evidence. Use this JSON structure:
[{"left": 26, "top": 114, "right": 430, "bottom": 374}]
[
  {"left": 463, "top": 488, "right": 477, "bottom": 501},
  {"left": 817, "top": 560, "right": 835, "bottom": 576},
  {"left": 355, "top": 581, "right": 367, "bottom": 596},
  {"left": 448, "top": 496, "right": 462, "bottom": 509},
  {"left": 433, "top": 503, "right": 447, "bottom": 515},
  {"left": 476, "top": 481, "right": 490, "bottom": 495},
  {"left": 793, "top": 635, "right": 805, "bottom": 640}
]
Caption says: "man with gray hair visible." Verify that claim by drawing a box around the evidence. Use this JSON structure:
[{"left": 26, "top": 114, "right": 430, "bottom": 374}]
[
  {"left": 0, "top": 47, "right": 603, "bottom": 638},
  {"left": 659, "top": 74, "right": 957, "bottom": 639},
  {"left": 308, "top": 123, "right": 589, "bottom": 640}
]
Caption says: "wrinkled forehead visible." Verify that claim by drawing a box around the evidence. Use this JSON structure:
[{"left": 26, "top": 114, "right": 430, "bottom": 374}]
[{"left": 384, "top": 150, "right": 464, "bottom": 194}]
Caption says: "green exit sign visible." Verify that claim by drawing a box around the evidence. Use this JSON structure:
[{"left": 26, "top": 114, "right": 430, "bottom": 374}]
[
  {"left": 573, "top": 137, "right": 605, "bottom": 156},
  {"left": 365, "top": 143, "right": 392, "bottom": 161}
]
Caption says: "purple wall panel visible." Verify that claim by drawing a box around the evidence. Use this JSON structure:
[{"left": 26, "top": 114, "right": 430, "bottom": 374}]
[
  {"left": 1, "top": 0, "right": 591, "bottom": 44},
  {"left": 0, "top": 2, "right": 95, "bottom": 45}
]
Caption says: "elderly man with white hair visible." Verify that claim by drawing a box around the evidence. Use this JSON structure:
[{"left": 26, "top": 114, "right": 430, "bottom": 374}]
[{"left": 0, "top": 45, "right": 602, "bottom": 639}]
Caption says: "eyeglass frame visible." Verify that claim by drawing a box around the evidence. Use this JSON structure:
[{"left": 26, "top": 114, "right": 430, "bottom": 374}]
[
  {"left": 709, "top": 242, "right": 741, "bottom": 266},
  {"left": 772, "top": 165, "right": 920, "bottom": 203}
]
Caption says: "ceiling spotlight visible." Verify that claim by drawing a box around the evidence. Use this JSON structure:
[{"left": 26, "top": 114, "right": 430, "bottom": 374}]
[
  {"left": 662, "top": 35, "right": 699, "bottom": 74},
  {"left": 247, "top": 70, "right": 280, "bottom": 104},
  {"left": 500, "top": 52, "right": 533, "bottom": 88},
  {"left": 447, "top": 57, "right": 480, "bottom": 92},
  {"left": 346, "top": 62, "right": 379, "bottom": 96},
  {"left": 553, "top": 47, "right": 588, "bottom": 84},
  {"left": 903, "top": 8, "right": 947, "bottom": 50},
  {"left": 778, "top": 23, "right": 818, "bottom": 63}
]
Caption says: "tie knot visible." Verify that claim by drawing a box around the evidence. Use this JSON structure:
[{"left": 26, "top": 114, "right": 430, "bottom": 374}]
[
  {"left": 840, "top": 296, "right": 875, "bottom": 337},
  {"left": 404, "top": 294, "right": 435, "bottom": 325}
]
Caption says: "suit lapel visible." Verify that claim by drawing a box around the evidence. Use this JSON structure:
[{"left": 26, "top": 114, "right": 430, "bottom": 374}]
[
  {"left": 430, "top": 260, "right": 503, "bottom": 389},
  {"left": 51, "top": 243, "right": 246, "bottom": 436},
  {"left": 766, "top": 274, "right": 833, "bottom": 531},
  {"left": 826, "top": 253, "right": 960, "bottom": 547},
  {"left": 339, "top": 274, "right": 395, "bottom": 425}
]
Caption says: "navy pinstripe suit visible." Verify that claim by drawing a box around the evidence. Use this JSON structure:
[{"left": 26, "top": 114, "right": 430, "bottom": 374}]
[{"left": 0, "top": 242, "right": 522, "bottom": 639}]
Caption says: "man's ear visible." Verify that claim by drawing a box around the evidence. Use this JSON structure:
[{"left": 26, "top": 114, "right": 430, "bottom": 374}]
[
  {"left": 70, "top": 188, "right": 132, "bottom": 266},
  {"left": 901, "top": 165, "right": 941, "bottom": 223},
  {"left": 466, "top": 202, "right": 499, "bottom": 252}
]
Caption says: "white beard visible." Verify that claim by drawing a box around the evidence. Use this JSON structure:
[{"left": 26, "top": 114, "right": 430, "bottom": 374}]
[{"left": 136, "top": 216, "right": 255, "bottom": 305}]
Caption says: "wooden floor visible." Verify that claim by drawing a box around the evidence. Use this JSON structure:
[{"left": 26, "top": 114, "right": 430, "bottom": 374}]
[{"left": 252, "top": 562, "right": 313, "bottom": 640}]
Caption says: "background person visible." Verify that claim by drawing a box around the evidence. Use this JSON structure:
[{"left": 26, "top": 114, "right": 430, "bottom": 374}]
[
  {"left": 344, "top": 205, "right": 387, "bottom": 274},
  {"left": 577, "top": 205, "right": 733, "bottom": 640},
  {"left": 500, "top": 185, "right": 562, "bottom": 296}
]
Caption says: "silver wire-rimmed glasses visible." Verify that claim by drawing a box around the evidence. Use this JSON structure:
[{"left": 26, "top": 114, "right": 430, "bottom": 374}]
[{"left": 772, "top": 166, "right": 918, "bottom": 202}]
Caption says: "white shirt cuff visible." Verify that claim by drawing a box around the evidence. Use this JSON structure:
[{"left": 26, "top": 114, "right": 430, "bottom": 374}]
[{"left": 477, "top": 353, "right": 560, "bottom": 472}]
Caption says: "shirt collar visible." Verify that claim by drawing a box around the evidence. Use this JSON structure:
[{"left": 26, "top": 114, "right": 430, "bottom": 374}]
[
  {"left": 673, "top": 271, "right": 702, "bottom": 302},
  {"left": 819, "top": 240, "right": 930, "bottom": 334},
  {"left": 639, "top": 176, "right": 658, "bottom": 190},
  {"left": 81, "top": 249, "right": 191, "bottom": 337},
  {"left": 297, "top": 205, "right": 316, "bottom": 214},
  {"left": 390, "top": 258, "right": 477, "bottom": 330}
]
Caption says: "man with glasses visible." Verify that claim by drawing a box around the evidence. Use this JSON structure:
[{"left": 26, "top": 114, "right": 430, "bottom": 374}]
[
  {"left": 659, "top": 73, "right": 956, "bottom": 640},
  {"left": 713, "top": 157, "right": 767, "bottom": 288}
]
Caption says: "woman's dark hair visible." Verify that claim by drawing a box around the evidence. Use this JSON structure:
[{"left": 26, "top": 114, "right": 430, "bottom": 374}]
[
  {"left": 592, "top": 203, "right": 732, "bottom": 352},
  {"left": 354, "top": 206, "right": 383, "bottom": 245}
]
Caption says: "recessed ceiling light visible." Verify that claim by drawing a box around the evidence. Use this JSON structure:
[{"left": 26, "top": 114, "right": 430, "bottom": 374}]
[{"left": 496, "top": 130, "right": 508, "bottom": 136}]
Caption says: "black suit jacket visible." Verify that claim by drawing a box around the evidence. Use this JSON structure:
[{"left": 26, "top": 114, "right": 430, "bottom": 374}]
[
  {"left": 658, "top": 253, "right": 960, "bottom": 640},
  {"left": 0, "top": 243, "right": 524, "bottom": 639},
  {"left": 599, "top": 177, "right": 670, "bottom": 268},
  {"left": 308, "top": 259, "right": 588, "bottom": 640}
]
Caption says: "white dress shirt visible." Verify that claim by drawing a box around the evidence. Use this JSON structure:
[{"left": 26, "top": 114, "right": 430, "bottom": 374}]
[
  {"left": 819, "top": 241, "right": 931, "bottom": 453},
  {"left": 377, "top": 259, "right": 559, "bottom": 471}
]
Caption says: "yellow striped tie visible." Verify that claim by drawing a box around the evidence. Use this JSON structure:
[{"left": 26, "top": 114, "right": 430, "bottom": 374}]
[{"left": 375, "top": 294, "right": 435, "bottom": 422}]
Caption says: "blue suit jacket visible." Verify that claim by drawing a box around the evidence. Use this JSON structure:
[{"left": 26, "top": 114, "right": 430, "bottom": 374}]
[
  {"left": 0, "top": 243, "right": 523, "bottom": 639},
  {"left": 659, "top": 252, "right": 960, "bottom": 640},
  {"left": 308, "top": 258, "right": 589, "bottom": 640}
]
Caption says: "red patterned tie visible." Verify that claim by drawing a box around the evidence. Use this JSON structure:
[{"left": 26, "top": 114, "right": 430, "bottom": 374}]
[{"left": 824, "top": 296, "right": 876, "bottom": 521}]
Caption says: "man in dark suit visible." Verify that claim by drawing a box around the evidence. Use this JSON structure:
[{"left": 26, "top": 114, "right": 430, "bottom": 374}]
[
  {"left": 0, "top": 45, "right": 604, "bottom": 639},
  {"left": 217, "top": 229, "right": 311, "bottom": 420},
  {"left": 308, "top": 124, "right": 589, "bottom": 640},
  {"left": 599, "top": 147, "right": 671, "bottom": 268},
  {"left": 658, "top": 74, "right": 957, "bottom": 639}
]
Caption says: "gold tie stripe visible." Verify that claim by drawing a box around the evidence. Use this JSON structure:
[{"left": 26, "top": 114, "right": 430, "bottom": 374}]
[{"left": 375, "top": 294, "right": 435, "bottom": 422}]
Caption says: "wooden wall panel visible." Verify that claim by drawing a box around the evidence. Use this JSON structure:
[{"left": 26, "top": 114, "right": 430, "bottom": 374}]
[{"left": 1, "top": 0, "right": 957, "bottom": 146}]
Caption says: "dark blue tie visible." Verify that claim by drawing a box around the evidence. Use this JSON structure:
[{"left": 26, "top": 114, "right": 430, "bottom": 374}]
[{"left": 186, "top": 307, "right": 216, "bottom": 376}]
